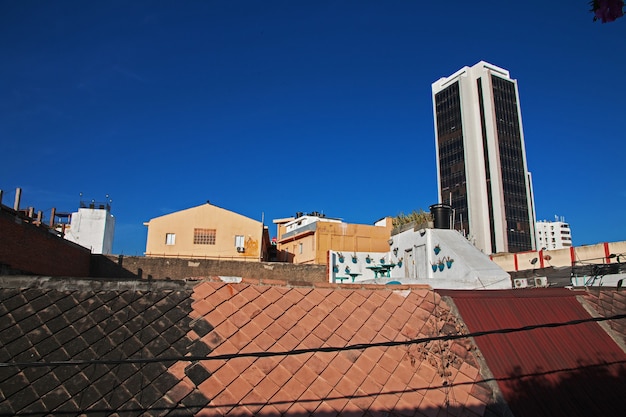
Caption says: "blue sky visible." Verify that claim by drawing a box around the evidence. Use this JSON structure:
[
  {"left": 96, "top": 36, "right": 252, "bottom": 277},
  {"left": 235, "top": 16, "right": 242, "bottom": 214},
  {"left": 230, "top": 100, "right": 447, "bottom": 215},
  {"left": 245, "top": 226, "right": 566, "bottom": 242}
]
[{"left": 1, "top": 1, "right": 625, "bottom": 255}]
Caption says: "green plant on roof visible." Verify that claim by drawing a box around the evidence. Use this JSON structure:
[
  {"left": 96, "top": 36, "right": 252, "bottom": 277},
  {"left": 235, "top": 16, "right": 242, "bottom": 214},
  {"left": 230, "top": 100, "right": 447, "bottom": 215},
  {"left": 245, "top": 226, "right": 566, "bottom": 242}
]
[{"left": 392, "top": 209, "right": 433, "bottom": 229}]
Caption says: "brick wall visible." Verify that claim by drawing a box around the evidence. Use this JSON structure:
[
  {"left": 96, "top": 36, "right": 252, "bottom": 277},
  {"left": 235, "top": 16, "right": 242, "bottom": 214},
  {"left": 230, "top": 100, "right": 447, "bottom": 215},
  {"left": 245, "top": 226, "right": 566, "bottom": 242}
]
[
  {"left": 580, "top": 289, "right": 626, "bottom": 347},
  {"left": 0, "top": 209, "right": 91, "bottom": 277},
  {"left": 91, "top": 254, "right": 328, "bottom": 285}
]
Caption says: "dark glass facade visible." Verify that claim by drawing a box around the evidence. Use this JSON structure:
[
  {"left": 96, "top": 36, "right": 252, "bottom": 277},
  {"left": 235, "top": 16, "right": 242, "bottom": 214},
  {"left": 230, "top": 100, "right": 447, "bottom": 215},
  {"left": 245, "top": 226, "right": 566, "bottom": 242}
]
[
  {"left": 491, "top": 75, "right": 533, "bottom": 252},
  {"left": 434, "top": 82, "right": 469, "bottom": 235}
]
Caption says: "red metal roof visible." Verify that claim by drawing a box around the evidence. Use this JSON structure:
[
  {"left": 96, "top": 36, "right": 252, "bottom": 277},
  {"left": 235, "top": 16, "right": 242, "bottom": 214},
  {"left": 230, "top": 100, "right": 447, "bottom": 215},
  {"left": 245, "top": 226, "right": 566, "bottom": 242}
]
[{"left": 440, "top": 288, "right": 626, "bottom": 417}]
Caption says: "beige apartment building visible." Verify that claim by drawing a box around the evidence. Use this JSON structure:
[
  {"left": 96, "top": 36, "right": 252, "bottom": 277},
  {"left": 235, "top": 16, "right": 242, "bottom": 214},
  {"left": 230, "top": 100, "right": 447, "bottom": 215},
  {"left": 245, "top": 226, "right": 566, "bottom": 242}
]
[
  {"left": 144, "top": 202, "right": 269, "bottom": 260},
  {"left": 273, "top": 213, "right": 393, "bottom": 264}
]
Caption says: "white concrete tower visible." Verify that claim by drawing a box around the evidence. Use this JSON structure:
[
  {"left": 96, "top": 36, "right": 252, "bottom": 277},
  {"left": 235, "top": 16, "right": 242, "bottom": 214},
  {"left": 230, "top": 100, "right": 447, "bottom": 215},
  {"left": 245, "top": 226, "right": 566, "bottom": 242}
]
[{"left": 63, "top": 200, "right": 115, "bottom": 254}]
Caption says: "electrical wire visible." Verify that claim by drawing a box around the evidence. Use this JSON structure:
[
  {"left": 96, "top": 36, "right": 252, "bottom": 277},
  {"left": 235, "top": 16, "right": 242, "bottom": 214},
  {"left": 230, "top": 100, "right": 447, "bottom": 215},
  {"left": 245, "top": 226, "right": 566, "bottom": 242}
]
[{"left": 1, "top": 313, "right": 625, "bottom": 369}]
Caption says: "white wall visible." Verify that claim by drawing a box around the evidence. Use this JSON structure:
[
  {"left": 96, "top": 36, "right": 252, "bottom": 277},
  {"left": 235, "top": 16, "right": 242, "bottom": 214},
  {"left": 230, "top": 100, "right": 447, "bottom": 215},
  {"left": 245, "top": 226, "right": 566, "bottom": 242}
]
[
  {"left": 328, "top": 227, "right": 511, "bottom": 289},
  {"left": 64, "top": 208, "right": 115, "bottom": 254},
  {"left": 328, "top": 250, "right": 394, "bottom": 283},
  {"left": 390, "top": 228, "right": 511, "bottom": 289}
]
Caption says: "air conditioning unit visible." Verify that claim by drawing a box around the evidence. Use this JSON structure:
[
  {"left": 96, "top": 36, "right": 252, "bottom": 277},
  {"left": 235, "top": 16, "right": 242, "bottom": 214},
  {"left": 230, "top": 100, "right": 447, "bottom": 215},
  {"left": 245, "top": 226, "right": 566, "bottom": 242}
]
[
  {"left": 236, "top": 247, "right": 245, "bottom": 253},
  {"left": 534, "top": 277, "right": 548, "bottom": 287},
  {"left": 513, "top": 278, "right": 528, "bottom": 289}
]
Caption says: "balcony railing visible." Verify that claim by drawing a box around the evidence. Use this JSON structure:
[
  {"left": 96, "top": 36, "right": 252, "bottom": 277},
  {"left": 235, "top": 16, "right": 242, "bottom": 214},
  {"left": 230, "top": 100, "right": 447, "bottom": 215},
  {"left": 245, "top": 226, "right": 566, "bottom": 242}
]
[{"left": 280, "top": 222, "right": 318, "bottom": 241}]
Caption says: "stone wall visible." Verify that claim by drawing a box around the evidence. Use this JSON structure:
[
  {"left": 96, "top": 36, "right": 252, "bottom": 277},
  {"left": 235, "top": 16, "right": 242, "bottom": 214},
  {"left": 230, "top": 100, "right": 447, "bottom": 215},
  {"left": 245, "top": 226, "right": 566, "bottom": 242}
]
[
  {"left": 91, "top": 254, "right": 328, "bottom": 285},
  {"left": 0, "top": 207, "right": 91, "bottom": 277}
]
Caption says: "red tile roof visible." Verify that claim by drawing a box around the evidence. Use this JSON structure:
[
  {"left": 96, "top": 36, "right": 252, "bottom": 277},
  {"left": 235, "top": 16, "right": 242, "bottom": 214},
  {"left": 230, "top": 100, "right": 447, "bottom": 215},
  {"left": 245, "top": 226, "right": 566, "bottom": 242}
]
[
  {"left": 184, "top": 281, "right": 496, "bottom": 415},
  {"left": 440, "top": 288, "right": 626, "bottom": 417},
  {"left": 0, "top": 277, "right": 502, "bottom": 416}
]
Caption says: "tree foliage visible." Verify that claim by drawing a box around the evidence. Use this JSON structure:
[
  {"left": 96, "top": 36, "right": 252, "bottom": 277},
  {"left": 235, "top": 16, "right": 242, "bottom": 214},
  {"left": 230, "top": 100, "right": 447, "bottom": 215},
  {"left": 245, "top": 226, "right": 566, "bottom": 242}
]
[{"left": 590, "top": 0, "right": 624, "bottom": 23}]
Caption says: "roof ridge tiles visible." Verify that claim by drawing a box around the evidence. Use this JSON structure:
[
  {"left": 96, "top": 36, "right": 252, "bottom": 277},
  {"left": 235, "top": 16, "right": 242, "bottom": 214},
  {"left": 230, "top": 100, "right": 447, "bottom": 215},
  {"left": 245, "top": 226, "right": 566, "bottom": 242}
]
[{"left": 0, "top": 276, "right": 196, "bottom": 292}]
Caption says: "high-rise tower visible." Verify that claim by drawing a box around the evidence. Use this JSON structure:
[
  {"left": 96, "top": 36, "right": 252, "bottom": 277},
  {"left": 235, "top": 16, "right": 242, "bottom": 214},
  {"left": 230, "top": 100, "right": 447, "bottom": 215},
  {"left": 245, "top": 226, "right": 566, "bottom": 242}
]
[{"left": 432, "top": 61, "right": 536, "bottom": 254}]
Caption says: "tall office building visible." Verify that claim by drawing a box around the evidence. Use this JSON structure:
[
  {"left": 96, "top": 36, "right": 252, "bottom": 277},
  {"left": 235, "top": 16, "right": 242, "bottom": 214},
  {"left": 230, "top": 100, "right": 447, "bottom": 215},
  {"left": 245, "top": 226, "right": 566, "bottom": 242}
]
[{"left": 432, "top": 61, "right": 536, "bottom": 254}]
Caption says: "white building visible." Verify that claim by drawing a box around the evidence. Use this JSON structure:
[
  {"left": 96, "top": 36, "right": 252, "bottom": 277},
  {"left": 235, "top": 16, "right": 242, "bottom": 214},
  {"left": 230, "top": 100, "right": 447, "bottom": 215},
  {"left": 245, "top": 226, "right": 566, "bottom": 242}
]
[
  {"left": 61, "top": 201, "right": 115, "bottom": 254},
  {"left": 432, "top": 61, "right": 537, "bottom": 254},
  {"left": 328, "top": 224, "right": 511, "bottom": 290},
  {"left": 536, "top": 217, "right": 572, "bottom": 250}
]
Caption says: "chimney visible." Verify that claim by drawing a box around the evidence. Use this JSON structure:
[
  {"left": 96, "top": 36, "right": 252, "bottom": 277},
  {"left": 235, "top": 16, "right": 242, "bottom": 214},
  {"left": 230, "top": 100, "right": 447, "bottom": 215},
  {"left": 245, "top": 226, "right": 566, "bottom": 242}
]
[{"left": 14, "top": 187, "right": 22, "bottom": 211}]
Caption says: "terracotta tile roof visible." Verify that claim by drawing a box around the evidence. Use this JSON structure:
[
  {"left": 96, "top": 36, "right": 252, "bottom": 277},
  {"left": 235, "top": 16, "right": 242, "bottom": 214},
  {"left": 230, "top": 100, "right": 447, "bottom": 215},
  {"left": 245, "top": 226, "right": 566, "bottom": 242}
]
[
  {"left": 440, "top": 288, "right": 626, "bottom": 417},
  {"left": 1, "top": 277, "right": 501, "bottom": 416}
]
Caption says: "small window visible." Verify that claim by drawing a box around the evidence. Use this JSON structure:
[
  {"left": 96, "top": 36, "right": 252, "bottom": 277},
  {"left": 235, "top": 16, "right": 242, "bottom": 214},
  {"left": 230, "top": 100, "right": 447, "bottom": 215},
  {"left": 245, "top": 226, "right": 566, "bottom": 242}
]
[
  {"left": 165, "top": 233, "right": 176, "bottom": 245},
  {"left": 299, "top": 243, "right": 303, "bottom": 254},
  {"left": 194, "top": 228, "right": 216, "bottom": 245},
  {"left": 235, "top": 235, "right": 245, "bottom": 247}
]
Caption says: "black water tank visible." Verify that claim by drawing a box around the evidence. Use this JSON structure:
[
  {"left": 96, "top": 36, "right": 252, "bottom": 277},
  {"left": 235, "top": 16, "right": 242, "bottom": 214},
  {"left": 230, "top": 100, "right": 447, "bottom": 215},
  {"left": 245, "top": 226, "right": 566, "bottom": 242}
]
[{"left": 430, "top": 204, "right": 452, "bottom": 229}]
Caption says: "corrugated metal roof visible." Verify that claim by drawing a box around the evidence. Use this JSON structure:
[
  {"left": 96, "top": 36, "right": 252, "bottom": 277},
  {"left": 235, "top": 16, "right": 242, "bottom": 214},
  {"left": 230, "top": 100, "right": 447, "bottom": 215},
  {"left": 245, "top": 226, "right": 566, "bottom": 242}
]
[{"left": 440, "top": 288, "right": 626, "bottom": 417}]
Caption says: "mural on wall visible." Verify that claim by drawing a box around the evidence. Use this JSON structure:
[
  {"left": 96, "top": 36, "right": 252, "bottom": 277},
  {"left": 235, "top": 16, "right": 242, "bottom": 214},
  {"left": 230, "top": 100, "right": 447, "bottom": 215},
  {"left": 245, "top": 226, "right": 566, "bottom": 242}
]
[
  {"left": 329, "top": 249, "right": 407, "bottom": 283},
  {"left": 244, "top": 237, "right": 258, "bottom": 257}
]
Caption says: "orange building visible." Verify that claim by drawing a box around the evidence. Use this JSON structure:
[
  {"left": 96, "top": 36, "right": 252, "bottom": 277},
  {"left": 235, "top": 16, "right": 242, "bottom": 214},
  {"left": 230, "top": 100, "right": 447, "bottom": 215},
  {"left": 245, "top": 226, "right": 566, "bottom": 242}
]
[
  {"left": 273, "top": 212, "right": 393, "bottom": 264},
  {"left": 144, "top": 202, "right": 269, "bottom": 260}
]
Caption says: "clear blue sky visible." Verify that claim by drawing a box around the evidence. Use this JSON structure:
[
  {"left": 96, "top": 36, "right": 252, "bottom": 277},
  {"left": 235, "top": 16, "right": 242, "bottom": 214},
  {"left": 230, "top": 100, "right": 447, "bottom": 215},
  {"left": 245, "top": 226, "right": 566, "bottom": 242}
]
[{"left": 2, "top": 1, "right": 625, "bottom": 255}]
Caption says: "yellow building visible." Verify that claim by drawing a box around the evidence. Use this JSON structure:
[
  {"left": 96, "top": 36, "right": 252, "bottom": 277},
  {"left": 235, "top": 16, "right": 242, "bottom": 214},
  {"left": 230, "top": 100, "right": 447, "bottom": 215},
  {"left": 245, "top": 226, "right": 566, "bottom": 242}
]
[
  {"left": 273, "top": 213, "right": 393, "bottom": 264},
  {"left": 144, "top": 202, "right": 269, "bottom": 260}
]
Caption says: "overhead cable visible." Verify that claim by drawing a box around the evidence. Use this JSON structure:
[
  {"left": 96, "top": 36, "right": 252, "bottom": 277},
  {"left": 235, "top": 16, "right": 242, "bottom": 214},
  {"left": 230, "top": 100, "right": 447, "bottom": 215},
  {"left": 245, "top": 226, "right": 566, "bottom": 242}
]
[{"left": 1, "top": 313, "right": 625, "bottom": 369}]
